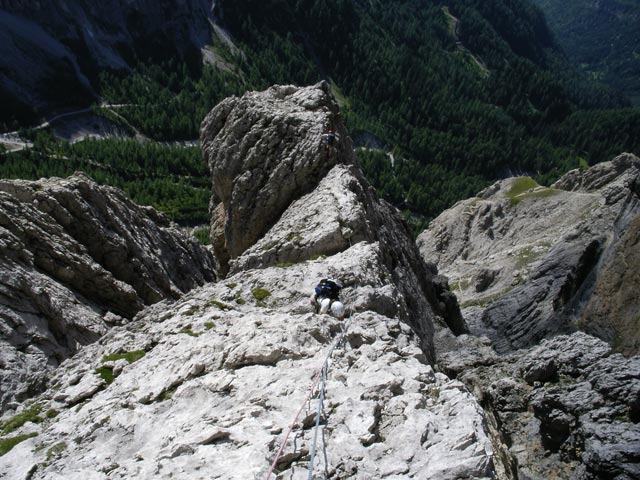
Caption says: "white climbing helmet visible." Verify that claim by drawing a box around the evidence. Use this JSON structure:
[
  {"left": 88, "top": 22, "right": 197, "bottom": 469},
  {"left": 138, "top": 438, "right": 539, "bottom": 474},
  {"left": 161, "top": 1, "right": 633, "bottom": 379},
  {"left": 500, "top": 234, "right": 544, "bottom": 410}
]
[{"left": 331, "top": 301, "right": 345, "bottom": 319}]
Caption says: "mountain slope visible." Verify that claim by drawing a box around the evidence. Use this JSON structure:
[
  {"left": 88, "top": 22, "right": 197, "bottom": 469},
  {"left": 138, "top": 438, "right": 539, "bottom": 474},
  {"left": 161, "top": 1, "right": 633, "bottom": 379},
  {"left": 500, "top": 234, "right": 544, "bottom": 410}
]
[
  {"left": 418, "top": 154, "right": 640, "bottom": 478},
  {"left": 0, "top": 83, "right": 493, "bottom": 480},
  {"left": 0, "top": 173, "right": 216, "bottom": 411},
  {"left": 0, "top": 0, "right": 213, "bottom": 126},
  {"left": 532, "top": 0, "right": 640, "bottom": 104}
]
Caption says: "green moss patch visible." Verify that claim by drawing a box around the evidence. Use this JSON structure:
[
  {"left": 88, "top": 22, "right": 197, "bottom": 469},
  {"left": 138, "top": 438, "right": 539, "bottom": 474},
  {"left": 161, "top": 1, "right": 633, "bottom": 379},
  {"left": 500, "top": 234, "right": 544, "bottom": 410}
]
[
  {"left": 193, "top": 227, "right": 210, "bottom": 245},
  {"left": 180, "top": 325, "right": 201, "bottom": 337},
  {"left": 46, "top": 442, "right": 66, "bottom": 460},
  {"left": 1, "top": 405, "right": 42, "bottom": 435},
  {"left": 0, "top": 432, "right": 38, "bottom": 456},
  {"left": 507, "top": 177, "right": 539, "bottom": 199},
  {"left": 161, "top": 386, "right": 178, "bottom": 401},
  {"left": 204, "top": 321, "right": 216, "bottom": 330},
  {"left": 251, "top": 288, "right": 271, "bottom": 301},
  {"left": 44, "top": 409, "right": 59, "bottom": 419},
  {"left": 96, "top": 366, "right": 115, "bottom": 384},
  {"left": 182, "top": 306, "right": 200, "bottom": 316},
  {"left": 206, "top": 299, "right": 233, "bottom": 310},
  {"left": 507, "top": 177, "right": 561, "bottom": 205},
  {"left": 511, "top": 187, "right": 561, "bottom": 205},
  {"left": 276, "top": 262, "right": 295, "bottom": 268},
  {"left": 102, "top": 350, "right": 146, "bottom": 364}
]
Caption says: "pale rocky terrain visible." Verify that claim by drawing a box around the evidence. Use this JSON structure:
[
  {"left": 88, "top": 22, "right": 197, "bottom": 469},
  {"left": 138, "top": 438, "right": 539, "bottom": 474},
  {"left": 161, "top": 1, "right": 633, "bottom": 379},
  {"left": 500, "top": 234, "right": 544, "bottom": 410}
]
[
  {"left": 0, "top": 84, "right": 492, "bottom": 479},
  {"left": 0, "top": 249, "right": 493, "bottom": 480},
  {"left": 0, "top": 173, "right": 216, "bottom": 411},
  {"left": 2, "top": 82, "right": 638, "bottom": 479},
  {"left": 419, "top": 153, "right": 640, "bottom": 478},
  {"left": 418, "top": 153, "right": 640, "bottom": 354}
]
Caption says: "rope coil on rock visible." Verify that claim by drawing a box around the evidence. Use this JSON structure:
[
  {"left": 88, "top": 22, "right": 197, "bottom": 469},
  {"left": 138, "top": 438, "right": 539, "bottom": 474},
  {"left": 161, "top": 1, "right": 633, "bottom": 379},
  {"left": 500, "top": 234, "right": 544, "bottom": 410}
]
[{"left": 263, "top": 315, "right": 352, "bottom": 480}]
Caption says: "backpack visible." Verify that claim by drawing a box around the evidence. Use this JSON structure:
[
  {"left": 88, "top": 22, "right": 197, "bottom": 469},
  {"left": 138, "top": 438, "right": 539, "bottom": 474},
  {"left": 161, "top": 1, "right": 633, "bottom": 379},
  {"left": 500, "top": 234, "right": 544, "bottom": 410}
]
[{"left": 315, "top": 278, "right": 342, "bottom": 300}]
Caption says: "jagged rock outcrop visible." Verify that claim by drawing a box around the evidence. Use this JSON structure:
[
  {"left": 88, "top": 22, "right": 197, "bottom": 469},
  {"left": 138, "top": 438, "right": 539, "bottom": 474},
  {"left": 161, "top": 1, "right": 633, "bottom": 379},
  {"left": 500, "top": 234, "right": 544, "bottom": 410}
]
[
  {"left": 419, "top": 153, "right": 640, "bottom": 478},
  {"left": 0, "top": 85, "right": 489, "bottom": 479},
  {"left": 201, "top": 82, "right": 466, "bottom": 354},
  {"left": 440, "top": 333, "right": 640, "bottom": 479},
  {"left": 200, "top": 82, "right": 353, "bottom": 274},
  {"left": 0, "top": 173, "right": 216, "bottom": 411},
  {"left": 418, "top": 153, "right": 640, "bottom": 354}
]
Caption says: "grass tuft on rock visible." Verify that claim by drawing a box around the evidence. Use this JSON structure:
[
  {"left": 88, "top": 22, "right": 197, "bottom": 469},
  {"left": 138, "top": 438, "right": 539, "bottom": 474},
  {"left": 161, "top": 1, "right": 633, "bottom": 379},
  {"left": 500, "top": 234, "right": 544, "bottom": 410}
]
[
  {"left": 180, "top": 325, "right": 201, "bottom": 337},
  {"left": 0, "top": 432, "right": 38, "bottom": 457},
  {"left": 1, "top": 405, "right": 43, "bottom": 435},
  {"left": 508, "top": 177, "right": 539, "bottom": 199},
  {"left": 46, "top": 442, "right": 66, "bottom": 460},
  {"left": 251, "top": 288, "right": 271, "bottom": 301},
  {"left": 206, "top": 299, "right": 233, "bottom": 310},
  {"left": 507, "top": 177, "right": 561, "bottom": 205},
  {"left": 102, "top": 350, "right": 146, "bottom": 364},
  {"left": 96, "top": 366, "right": 115, "bottom": 384}
]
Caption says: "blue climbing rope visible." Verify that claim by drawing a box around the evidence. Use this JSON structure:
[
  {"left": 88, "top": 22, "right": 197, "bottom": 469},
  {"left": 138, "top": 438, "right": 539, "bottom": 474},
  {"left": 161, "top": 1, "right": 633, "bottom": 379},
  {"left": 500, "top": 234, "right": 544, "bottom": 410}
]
[
  {"left": 264, "top": 314, "right": 352, "bottom": 480},
  {"left": 307, "top": 315, "right": 352, "bottom": 479}
]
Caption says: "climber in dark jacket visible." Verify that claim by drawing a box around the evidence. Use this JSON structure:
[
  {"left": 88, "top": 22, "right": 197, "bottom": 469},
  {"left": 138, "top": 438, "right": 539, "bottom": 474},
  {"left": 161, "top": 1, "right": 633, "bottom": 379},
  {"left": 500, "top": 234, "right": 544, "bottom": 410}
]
[
  {"left": 321, "top": 130, "right": 337, "bottom": 147},
  {"left": 310, "top": 278, "right": 345, "bottom": 320}
]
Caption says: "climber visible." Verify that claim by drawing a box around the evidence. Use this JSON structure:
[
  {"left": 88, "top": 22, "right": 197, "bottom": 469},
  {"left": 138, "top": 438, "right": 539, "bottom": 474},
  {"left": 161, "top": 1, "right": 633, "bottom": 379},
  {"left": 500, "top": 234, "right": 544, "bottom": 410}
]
[
  {"left": 321, "top": 129, "right": 337, "bottom": 147},
  {"left": 310, "top": 278, "right": 345, "bottom": 320}
]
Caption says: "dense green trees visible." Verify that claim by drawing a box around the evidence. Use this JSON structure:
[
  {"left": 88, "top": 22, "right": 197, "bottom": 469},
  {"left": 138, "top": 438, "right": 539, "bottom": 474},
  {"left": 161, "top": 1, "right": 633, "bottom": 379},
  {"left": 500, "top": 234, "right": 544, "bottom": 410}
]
[
  {"left": 0, "top": 133, "right": 209, "bottom": 225},
  {"left": 4, "top": 0, "right": 639, "bottom": 229},
  {"left": 98, "top": 61, "right": 245, "bottom": 140},
  {"left": 532, "top": 0, "right": 640, "bottom": 104}
]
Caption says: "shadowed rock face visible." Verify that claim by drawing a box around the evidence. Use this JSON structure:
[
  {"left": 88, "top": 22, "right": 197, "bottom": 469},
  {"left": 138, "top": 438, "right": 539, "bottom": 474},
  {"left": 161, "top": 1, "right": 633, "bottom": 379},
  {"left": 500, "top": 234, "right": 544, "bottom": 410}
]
[
  {"left": 421, "top": 153, "right": 640, "bottom": 478},
  {"left": 0, "top": 173, "right": 216, "bottom": 411},
  {"left": 0, "top": 0, "right": 212, "bottom": 118}
]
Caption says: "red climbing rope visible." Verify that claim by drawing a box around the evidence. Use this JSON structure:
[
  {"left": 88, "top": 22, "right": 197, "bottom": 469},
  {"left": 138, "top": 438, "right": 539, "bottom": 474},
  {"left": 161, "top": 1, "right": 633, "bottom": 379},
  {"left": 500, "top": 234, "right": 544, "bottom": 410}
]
[{"left": 263, "top": 368, "right": 324, "bottom": 480}]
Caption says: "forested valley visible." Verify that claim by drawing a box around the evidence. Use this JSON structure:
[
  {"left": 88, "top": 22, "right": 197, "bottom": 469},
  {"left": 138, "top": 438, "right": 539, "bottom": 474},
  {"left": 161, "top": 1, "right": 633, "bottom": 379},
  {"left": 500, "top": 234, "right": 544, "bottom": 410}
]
[{"left": 2, "top": 0, "right": 639, "bottom": 236}]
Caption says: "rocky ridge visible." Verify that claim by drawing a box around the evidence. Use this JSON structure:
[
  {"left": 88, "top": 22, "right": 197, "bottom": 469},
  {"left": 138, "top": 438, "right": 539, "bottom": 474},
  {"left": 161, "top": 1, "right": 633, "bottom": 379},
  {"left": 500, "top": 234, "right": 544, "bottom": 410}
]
[
  {"left": 0, "top": 84, "right": 491, "bottom": 479},
  {"left": 418, "top": 153, "right": 640, "bottom": 354},
  {"left": 0, "top": 173, "right": 216, "bottom": 411},
  {"left": 201, "top": 81, "right": 467, "bottom": 358},
  {"left": 419, "top": 153, "right": 640, "bottom": 478}
]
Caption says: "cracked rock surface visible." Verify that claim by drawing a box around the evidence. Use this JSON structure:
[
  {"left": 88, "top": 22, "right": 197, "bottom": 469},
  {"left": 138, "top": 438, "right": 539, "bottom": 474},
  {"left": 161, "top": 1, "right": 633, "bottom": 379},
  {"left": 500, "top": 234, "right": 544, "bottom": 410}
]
[
  {"left": 0, "top": 247, "right": 493, "bottom": 480},
  {"left": 0, "top": 173, "right": 216, "bottom": 411},
  {"left": 421, "top": 154, "right": 640, "bottom": 478},
  {"left": 1, "top": 84, "right": 487, "bottom": 479},
  {"left": 418, "top": 153, "right": 640, "bottom": 354}
]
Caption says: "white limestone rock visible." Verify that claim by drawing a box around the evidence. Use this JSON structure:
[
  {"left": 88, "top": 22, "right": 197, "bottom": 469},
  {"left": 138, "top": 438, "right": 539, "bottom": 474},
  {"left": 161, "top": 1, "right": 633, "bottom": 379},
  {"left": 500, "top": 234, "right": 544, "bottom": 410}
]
[{"left": 0, "top": 251, "right": 494, "bottom": 479}]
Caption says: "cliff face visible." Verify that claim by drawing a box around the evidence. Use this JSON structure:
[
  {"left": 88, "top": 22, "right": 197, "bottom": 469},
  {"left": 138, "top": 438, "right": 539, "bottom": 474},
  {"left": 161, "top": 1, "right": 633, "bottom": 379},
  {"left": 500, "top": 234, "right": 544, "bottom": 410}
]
[
  {"left": 0, "top": 84, "right": 489, "bottom": 479},
  {"left": 418, "top": 153, "right": 640, "bottom": 478},
  {"left": 0, "top": 173, "right": 216, "bottom": 411},
  {"left": 201, "top": 82, "right": 466, "bottom": 357},
  {"left": 418, "top": 153, "right": 640, "bottom": 354}
]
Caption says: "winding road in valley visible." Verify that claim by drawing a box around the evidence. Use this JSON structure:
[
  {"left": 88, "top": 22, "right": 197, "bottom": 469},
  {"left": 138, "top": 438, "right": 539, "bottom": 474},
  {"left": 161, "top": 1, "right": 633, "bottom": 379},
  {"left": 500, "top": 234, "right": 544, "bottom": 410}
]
[{"left": 0, "top": 103, "right": 144, "bottom": 153}]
